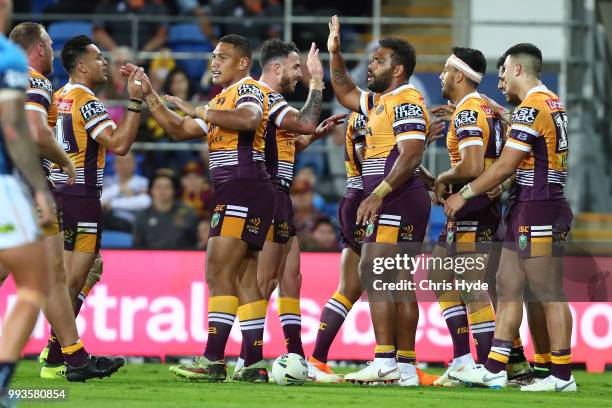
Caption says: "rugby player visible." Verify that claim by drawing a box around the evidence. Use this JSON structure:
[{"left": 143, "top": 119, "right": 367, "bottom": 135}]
[
  {"left": 47, "top": 35, "right": 145, "bottom": 379},
  {"left": 446, "top": 43, "right": 575, "bottom": 392},
  {"left": 122, "top": 34, "right": 281, "bottom": 382},
  {"left": 0, "top": 0, "right": 52, "bottom": 403},
  {"left": 9, "top": 22, "right": 120, "bottom": 382},
  {"left": 328, "top": 15, "right": 430, "bottom": 386},
  {"left": 230, "top": 39, "right": 345, "bottom": 378},
  {"left": 424, "top": 47, "right": 502, "bottom": 384}
]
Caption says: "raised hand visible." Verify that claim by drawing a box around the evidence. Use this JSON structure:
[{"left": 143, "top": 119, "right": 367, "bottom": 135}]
[
  {"left": 314, "top": 113, "right": 347, "bottom": 138},
  {"left": 126, "top": 66, "right": 145, "bottom": 99},
  {"left": 164, "top": 95, "right": 197, "bottom": 117},
  {"left": 427, "top": 118, "right": 446, "bottom": 144},
  {"left": 306, "top": 42, "right": 324, "bottom": 79},
  {"left": 429, "top": 103, "right": 455, "bottom": 122},
  {"left": 327, "top": 15, "right": 341, "bottom": 54}
]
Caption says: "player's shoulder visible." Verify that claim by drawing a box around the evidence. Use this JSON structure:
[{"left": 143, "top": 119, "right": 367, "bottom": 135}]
[
  {"left": 349, "top": 111, "right": 366, "bottom": 128},
  {"left": 28, "top": 68, "right": 53, "bottom": 94},
  {"left": 454, "top": 93, "right": 491, "bottom": 126},
  {"left": 238, "top": 77, "right": 266, "bottom": 97},
  {"left": 0, "top": 35, "right": 29, "bottom": 91}
]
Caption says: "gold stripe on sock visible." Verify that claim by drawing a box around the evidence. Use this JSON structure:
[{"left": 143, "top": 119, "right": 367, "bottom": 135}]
[
  {"left": 534, "top": 353, "right": 551, "bottom": 364},
  {"left": 551, "top": 354, "right": 572, "bottom": 365},
  {"left": 238, "top": 300, "right": 268, "bottom": 320},
  {"left": 277, "top": 297, "right": 300, "bottom": 316},
  {"left": 61, "top": 339, "right": 84, "bottom": 355},
  {"left": 438, "top": 291, "right": 463, "bottom": 311},
  {"left": 468, "top": 304, "right": 496, "bottom": 325},
  {"left": 331, "top": 291, "right": 353, "bottom": 310},
  {"left": 396, "top": 349, "right": 416, "bottom": 359},
  {"left": 375, "top": 345, "right": 395, "bottom": 354},
  {"left": 488, "top": 351, "right": 509, "bottom": 364},
  {"left": 209, "top": 296, "right": 239, "bottom": 315}
]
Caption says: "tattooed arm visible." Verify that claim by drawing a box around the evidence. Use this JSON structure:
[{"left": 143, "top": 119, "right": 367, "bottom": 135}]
[
  {"left": 327, "top": 15, "right": 362, "bottom": 112},
  {"left": 0, "top": 93, "right": 53, "bottom": 225}
]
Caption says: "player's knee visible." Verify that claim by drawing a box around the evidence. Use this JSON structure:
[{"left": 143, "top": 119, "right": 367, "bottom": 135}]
[
  {"left": 17, "top": 286, "right": 48, "bottom": 308},
  {"left": 338, "top": 280, "right": 362, "bottom": 303}
]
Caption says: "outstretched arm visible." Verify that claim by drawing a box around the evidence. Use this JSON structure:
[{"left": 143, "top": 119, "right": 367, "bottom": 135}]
[
  {"left": 328, "top": 15, "right": 362, "bottom": 113},
  {"left": 294, "top": 114, "right": 347, "bottom": 152}
]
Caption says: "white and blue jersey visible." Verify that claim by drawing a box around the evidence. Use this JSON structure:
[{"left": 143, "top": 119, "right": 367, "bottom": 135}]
[
  {"left": 0, "top": 34, "right": 39, "bottom": 249},
  {"left": 0, "top": 34, "right": 29, "bottom": 175}
]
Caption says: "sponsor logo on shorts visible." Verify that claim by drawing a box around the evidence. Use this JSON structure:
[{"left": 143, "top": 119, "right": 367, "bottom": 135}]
[
  {"left": 365, "top": 223, "right": 374, "bottom": 237},
  {"left": 0, "top": 223, "right": 16, "bottom": 234},
  {"left": 401, "top": 224, "right": 414, "bottom": 241},
  {"left": 519, "top": 233, "right": 528, "bottom": 249},
  {"left": 447, "top": 230, "right": 455, "bottom": 244},
  {"left": 247, "top": 218, "right": 261, "bottom": 234},
  {"left": 354, "top": 226, "right": 366, "bottom": 243},
  {"left": 63, "top": 228, "right": 75, "bottom": 246},
  {"left": 211, "top": 213, "right": 220, "bottom": 228}
]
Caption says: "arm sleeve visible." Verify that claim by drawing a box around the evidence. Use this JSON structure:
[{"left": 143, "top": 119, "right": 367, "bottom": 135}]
[
  {"left": 235, "top": 83, "right": 265, "bottom": 114},
  {"left": 391, "top": 102, "right": 427, "bottom": 142},
  {"left": 79, "top": 96, "right": 116, "bottom": 140},
  {"left": 454, "top": 109, "right": 484, "bottom": 150},
  {"left": 505, "top": 106, "right": 541, "bottom": 153}
]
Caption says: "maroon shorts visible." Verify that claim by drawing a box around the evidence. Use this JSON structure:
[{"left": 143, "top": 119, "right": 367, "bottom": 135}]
[
  {"left": 338, "top": 188, "right": 366, "bottom": 254},
  {"left": 266, "top": 187, "right": 295, "bottom": 244},
  {"left": 438, "top": 196, "right": 501, "bottom": 255},
  {"left": 209, "top": 179, "right": 276, "bottom": 250},
  {"left": 363, "top": 187, "right": 430, "bottom": 248},
  {"left": 56, "top": 192, "right": 102, "bottom": 253},
  {"left": 504, "top": 199, "right": 573, "bottom": 259}
]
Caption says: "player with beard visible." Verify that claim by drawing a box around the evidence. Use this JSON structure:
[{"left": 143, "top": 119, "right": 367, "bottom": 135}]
[
  {"left": 224, "top": 39, "right": 345, "bottom": 379},
  {"left": 422, "top": 47, "right": 503, "bottom": 384},
  {"left": 328, "top": 16, "right": 430, "bottom": 386},
  {"left": 446, "top": 43, "right": 575, "bottom": 392},
  {"left": 8, "top": 23, "right": 121, "bottom": 381}
]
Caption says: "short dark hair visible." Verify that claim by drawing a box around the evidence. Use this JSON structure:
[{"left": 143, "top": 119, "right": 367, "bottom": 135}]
[
  {"left": 504, "top": 43, "right": 542, "bottom": 75},
  {"left": 378, "top": 37, "right": 416, "bottom": 80},
  {"left": 9, "top": 22, "right": 45, "bottom": 52},
  {"left": 61, "top": 35, "right": 94, "bottom": 74},
  {"left": 150, "top": 169, "right": 178, "bottom": 197},
  {"left": 260, "top": 39, "right": 299, "bottom": 68},
  {"left": 496, "top": 54, "right": 506, "bottom": 70},
  {"left": 452, "top": 46, "right": 486, "bottom": 86},
  {"left": 218, "top": 34, "right": 252, "bottom": 60}
]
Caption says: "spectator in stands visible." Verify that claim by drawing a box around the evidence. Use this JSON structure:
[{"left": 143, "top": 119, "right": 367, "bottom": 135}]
[
  {"left": 133, "top": 170, "right": 199, "bottom": 249},
  {"left": 102, "top": 151, "right": 151, "bottom": 232},
  {"left": 93, "top": 0, "right": 168, "bottom": 52},
  {"left": 207, "top": 0, "right": 282, "bottom": 49},
  {"left": 180, "top": 161, "right": 212, "bottom": 220},
  {"left": 43, "top": 0, "right": 96, "bottom": 14},
  {"left": 196, "top": 218, "right": 211, "bottom": 250},
  {"left": 291, "top": 176, "right": 326, "bottom": 242},
  {"left": 99, "top": 46, "right": 134, "bottom": 122},
  {"left": 300, "top": 216, "right": 340, "bottom": 251}
]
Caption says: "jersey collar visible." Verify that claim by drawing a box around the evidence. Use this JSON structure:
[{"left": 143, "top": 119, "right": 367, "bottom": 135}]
[
  {"left": 385, "top": 83, "right": 414, "bottom": 96},
  {"left": 224, "top": 75, "right": 251, "bottom": 92},
  {"left": 455, "top": 91, "right": 481, "bottom": 108},
  {"left": 257, "top": 79, "right": 274, "bottom": 91},
  {"left": 65, "top": 81, "right": 95, "bottom": 95},
  {"left": 525, "top": 84, "right": 548, "bottom": 98}
]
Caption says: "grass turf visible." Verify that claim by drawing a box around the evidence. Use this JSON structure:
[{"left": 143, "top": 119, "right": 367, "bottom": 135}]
[{"left": 10, "top": 361, "right": 612, "bottom": 408}]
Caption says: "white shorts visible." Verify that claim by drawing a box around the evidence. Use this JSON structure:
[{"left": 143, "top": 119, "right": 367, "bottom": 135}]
[{"left": 0, "top": 174, "right": 39, "bottom": 250}]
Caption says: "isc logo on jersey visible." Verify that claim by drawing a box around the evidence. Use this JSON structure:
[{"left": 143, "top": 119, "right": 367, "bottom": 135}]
[
  {"left": 80, "top": 100, "right": 106, "bottom": 121},
  {"left": 238, "top": 84, "right": 264, "bottom": 104},
  {"left": 394, "top": 103, "right": 423, "bottom": 121},
  {"left": 512, "top": 107, "right": 539, "bottom": 126},
  {"left": 454, "top": 110, "right": 478, "bottom": 128}
]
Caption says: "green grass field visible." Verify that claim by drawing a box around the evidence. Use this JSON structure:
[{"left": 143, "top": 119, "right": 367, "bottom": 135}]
[{"left": 10, "top": 361, "right": 612, "bottom": 407}]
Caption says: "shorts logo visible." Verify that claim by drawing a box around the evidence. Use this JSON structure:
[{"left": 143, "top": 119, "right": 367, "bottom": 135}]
[
  {"left": 354, "top": 226, "right": 365, "bottom": 243},
  {"left": 365, "top": 223, "right": 374, "bottom": 237},
  {"left": 447, "top": 230, "right": 455, "bottom": 244},
  {"left": 400, "top": 225, "right": 414, "bottom": 241},
  {"left": 519, "top": 233, "right": 528, "bottom": 249},
  {"left": 214, "top": 204, "right": 225, "bottom": 212},
  {"left": 478, "top": 228, "right": 493, "bottom": 242},
  {"left": 63, "top": 228, "right": 75, "bottom": 246},
  {"left": 376, "top": 105, "right": 384, "bottom": 115},
  {"left": 211, "top": 213, "right": 220, "bottom": 228},
  {"left": 247, "top": 218, "right": 261, "bottom": 234},
  {"left": 0, "top": 223, "right": 15, "bottom": 234}
]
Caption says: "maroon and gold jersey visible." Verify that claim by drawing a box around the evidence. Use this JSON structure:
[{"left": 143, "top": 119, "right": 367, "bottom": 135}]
[
  {"left": 504, "top": 85, "right": 568, "bottom": 201},
  {"left": 344, "top": 111, "right": 366, "bottom": 190},
  {"left": 50, "top": 83, "right": 116, "bottom": 196},
  {"left": 26, "top": 68, "right": 58, "bottom": 176},
  {"left": 259, "top": 81, "right": 295, "bottom": 189},
  {"left": 446, "top": 92, "right": 503, "bottom": 170},
  {"left": 359, "top": 84, "right": 429, "bottom": 194},
  {"left": 198, "top": 77, "right": 271, "bottom": 186}
]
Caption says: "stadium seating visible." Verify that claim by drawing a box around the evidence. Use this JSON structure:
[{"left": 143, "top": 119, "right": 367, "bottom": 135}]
[
  {"left": 48, "top": 21, "right": 93, "bottom": 88},
  {"left": 101, "top": 230, "right": 134, "bottom": 249},
  {"left": 167, "top": 23, "right": 213, "bottom": 81}
]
